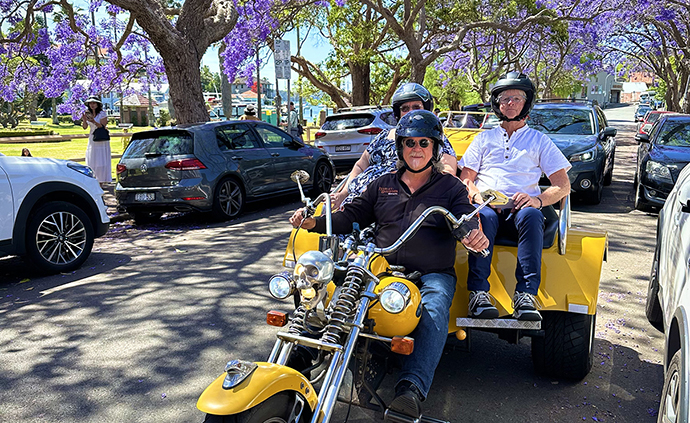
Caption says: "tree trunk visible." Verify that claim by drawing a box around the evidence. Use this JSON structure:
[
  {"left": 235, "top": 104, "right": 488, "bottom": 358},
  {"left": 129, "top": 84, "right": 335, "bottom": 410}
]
[
  {"left": 350, "top": 61, "right": 370, "bottom": 106},
  {"left": 160, "top": 43, "right": 209, "bottom": 124}
]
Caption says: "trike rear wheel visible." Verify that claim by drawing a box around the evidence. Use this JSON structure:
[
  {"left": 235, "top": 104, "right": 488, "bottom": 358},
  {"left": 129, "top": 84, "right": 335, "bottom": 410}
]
[{"left": 531, "top": 311, "right": 595, "bottom": 380}]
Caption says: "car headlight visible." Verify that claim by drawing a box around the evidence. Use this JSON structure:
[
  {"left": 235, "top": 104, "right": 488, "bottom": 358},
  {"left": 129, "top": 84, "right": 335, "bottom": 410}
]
[
  {"left": 646, "top": 161, "right": 673, "bottom": 183},
  {"left": 268, "top": 271, "right": 295, "bottom": 299},
  {"left": 379, "top": 282, "right": 411, "bottom": 314},
  {"left": 569, "top": 147, "right": 597, "bottom": 163},
  {"left": 293, "top": 250, "right": 335, "bottom": 287},
  {"left": 67, "top": 162, "right": 95, "bottom": 178}
]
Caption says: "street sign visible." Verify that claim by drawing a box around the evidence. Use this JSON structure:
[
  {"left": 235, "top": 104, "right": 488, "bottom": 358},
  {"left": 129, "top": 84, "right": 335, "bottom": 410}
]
[{"left": 274, "top": 39, "right": 291, "bottom": 80}]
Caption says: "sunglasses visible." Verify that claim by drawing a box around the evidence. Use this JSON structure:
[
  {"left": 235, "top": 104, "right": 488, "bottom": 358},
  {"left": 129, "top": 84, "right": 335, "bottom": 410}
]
[
  {"left": 404, "top": 138, "right": 431, "bottom": 148},
  {"left": 400, "top": 104, "right": 424, "bottom": 113},
  {"left": 498, "top": 95, "right": 526, "bottom": 105}
]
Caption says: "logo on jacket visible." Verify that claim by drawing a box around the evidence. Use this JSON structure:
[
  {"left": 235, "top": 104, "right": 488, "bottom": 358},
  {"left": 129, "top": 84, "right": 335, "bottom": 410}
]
[{"left": 379, "top": 187, "right": 398, "bottom": 196}]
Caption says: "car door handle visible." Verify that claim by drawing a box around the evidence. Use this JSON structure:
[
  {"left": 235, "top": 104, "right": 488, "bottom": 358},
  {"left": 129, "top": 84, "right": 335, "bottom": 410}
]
[
  {"left": 271, "top": 153, "right": 280, "bottom": 157},
  {"left": 231, "top": 156, "right": 242, "bottom": 160}
]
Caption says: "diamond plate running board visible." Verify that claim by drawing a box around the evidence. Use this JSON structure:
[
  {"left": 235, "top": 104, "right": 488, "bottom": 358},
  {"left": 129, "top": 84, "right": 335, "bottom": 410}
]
[{"left": 456, "top": 318, "right": 541, "bottom": 330}]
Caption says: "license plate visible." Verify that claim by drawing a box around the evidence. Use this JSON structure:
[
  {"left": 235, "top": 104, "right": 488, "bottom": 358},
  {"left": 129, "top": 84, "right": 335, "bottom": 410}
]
[
  {"left": 335, "top": 145, "right": 351, "bottom": 152},
  {"left": 134, "top": 193, "right": 155, "bottom": 202}
]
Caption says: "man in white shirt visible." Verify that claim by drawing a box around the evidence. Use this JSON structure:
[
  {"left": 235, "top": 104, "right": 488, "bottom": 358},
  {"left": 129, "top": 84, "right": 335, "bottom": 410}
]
[{"left": 459, "top": 72, "right": 571, "bottom": 321}]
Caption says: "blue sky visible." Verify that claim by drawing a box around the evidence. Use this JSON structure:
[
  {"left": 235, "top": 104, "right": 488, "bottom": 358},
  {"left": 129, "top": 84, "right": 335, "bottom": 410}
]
[{"left": 202, "top": 28, "right": 332, "bottom": 85}]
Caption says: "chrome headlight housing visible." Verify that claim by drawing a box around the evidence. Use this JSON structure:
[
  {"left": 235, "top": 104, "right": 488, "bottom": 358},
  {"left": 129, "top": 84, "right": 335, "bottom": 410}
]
[
  {"left": 268, "top": 271, "right": 295, "bottom": 299},
  {"left": 379, "top": 282, "right": 411, "bottom": 314},
  {"left": 293, "top": 250, "right": 335, "bottom": 288},
  {"left": 569, "top": 147, "right": 597, "bottom": 163},
  {"left": 646, "top": 161, "right": 673, "bottom": 183}
]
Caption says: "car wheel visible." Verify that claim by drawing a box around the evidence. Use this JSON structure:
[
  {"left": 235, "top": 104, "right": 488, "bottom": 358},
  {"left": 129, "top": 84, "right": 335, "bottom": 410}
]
[
  {"left": 312, "top": 161, "right": 334, "bottom": 195},
  {"left": 130, "top": 211, "right": 162, "bottom": 225},
  {"left": 657, "top": 350, "right": 683, "bottom": 423},
  {"left": 635, "top": 182, "right": 656, "bottom": 213},
  {"left": 25, "top": 201, "right": 95, "bottom": 273},
  {"left": 532, "top": 311, "right": 595, "bottom": 380},
  {"left": 646, "top": 244, "right": 664, "bottom": 332},
  {"left": 212, "top": 178, "right": 245, "bottom": 220}
]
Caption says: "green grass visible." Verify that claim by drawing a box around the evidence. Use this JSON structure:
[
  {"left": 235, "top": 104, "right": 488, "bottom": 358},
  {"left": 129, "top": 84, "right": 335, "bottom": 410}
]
[{"left": 1, "top": 118, "right": 155, "bottom": 178}]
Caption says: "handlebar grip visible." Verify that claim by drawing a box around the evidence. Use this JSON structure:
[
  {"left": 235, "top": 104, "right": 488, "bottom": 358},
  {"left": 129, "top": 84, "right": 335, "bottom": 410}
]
[{"left": 452, "top": 224, "right": 490, "bottom": 258}]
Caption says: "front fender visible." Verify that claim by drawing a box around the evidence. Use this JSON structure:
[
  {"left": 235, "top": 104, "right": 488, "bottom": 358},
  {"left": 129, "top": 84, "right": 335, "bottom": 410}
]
[{"left": 197, "top": 362, "right": 318, "bottom": 416}]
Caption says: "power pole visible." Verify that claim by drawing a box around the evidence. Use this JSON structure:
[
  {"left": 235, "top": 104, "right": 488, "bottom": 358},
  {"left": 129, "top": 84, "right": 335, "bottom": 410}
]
[
  {"left": 297, "top": 26, "right": 303, "bottom": 125},
  {"left": 256, "top": 49, "right": 262, "bottom": 120}
]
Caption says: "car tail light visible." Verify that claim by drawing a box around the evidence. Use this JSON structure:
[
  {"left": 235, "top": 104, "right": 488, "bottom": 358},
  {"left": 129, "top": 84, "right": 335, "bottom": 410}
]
[
  {"left": 357, "top": 127, "right": 383, "bottom": 135},
  {"left": 116, "top": 164, "right": 127, "bottom": 174},
  {"left": 315, "top": 131, "right": 327, "bottom": 139},
  {"left": 165, "top": 158, "right": 207, "bottom": 170}
]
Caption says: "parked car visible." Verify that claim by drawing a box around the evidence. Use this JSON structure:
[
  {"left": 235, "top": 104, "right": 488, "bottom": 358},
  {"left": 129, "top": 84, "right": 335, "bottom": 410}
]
[
  {"left": 645, "top": 162, "right": 690, "bottom": 423},
  {"left": 638, "top": 110, "right": 676, "bottom": 135},
  {"left": 634, "top": 114, "right": 690, "bottom": 212},
  {"left": 312, "top": 106, "right": 396, "bottom": 170},
  {"left": 115, "top": 120, "right": 335, "bottom": 223},
  {"left": 528, "top": 101, "right": 617, "bottom": 204},
  {"left": 0, "top": 154, "right": 110, "bottom": 273},
  {"left": 635, "top": 104, "right": 653, "bottom": 122}
]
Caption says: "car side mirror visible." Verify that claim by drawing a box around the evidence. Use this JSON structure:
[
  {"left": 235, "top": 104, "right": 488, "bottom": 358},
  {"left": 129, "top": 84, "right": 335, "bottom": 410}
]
[
  {"left": 682, "top": 200, "right": 690, "bottom": 214},
  {"left": 635, "top": 133, "right": 650, "bottom": 143},
  {"left": 599, "top": 127, "right": 617, "bottom": 139}
]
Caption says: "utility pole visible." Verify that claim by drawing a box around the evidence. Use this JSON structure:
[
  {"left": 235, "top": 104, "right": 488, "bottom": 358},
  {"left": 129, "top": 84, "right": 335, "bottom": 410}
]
[
  {"left": 256, "top": 49, "right": 262, "bottom": 120},
  {"left": 144, "top": 46, "right": 154, "bottom": 126},
  {"left": 297, "top": 26, "right": 303, "bottom": 125}
]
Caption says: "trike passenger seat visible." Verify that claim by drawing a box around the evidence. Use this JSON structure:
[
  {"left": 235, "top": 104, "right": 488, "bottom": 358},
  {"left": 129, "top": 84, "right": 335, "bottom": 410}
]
[{"left": 493, "top": 205, "right": 558, "bottom": 249}]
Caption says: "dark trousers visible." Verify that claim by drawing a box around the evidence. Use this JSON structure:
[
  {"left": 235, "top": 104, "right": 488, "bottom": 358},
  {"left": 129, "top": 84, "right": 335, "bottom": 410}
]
[{"left": 467, "top": 206, "right": 545, "bottom": 295}]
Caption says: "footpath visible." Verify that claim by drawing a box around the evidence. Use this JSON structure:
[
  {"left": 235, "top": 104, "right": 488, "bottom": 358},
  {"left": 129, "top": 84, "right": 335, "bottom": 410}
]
[{"left": 101, "top": 182, "right": 130, "bottom": 223}]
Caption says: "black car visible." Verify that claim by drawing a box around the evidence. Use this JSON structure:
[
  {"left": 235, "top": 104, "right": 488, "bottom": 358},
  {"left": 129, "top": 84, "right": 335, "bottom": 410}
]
[
  {"left": 115, "top": 120, "right": 335, "bottom": 222},
  {"left": 634, "top": 114, "right": 690, "bottom": 212},
  {"left": 529, "top": 101, "right": 617, "bottom": 204}
]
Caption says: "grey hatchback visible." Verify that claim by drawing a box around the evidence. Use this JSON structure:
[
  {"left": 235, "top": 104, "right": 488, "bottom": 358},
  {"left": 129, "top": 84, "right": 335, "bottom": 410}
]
[{"left": 115, "top": 121, "right": 335, "bottom": 222}]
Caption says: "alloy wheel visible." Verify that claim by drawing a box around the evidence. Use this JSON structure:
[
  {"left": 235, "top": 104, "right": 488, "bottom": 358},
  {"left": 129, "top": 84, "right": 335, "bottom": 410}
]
[
  {"left": 218, "top": 180, "right": 243, "bottom": 217},
  {"left": 35, "top": 211, "right": 87, "bottom": 265},
  {"left": 315, "top": 163, "right": 333, "bottom": 193},
  {"left": 660, "top": 367, "right": 680, "bottom": 422}
]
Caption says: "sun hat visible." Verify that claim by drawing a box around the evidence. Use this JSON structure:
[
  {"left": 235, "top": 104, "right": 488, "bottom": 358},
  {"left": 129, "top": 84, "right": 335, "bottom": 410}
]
[{"left": 84, "top": 96, "right": 102, "bottom": 105}]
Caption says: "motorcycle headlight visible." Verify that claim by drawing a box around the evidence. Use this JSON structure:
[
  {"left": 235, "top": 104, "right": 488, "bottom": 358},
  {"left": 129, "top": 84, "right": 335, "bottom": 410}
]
[
  {"left": 569, "top": 147, "right": 596, "bottom": 163},
  {"left": 379, "top": 282, "right": 411, "bottom": 314},
  {"left": 293, "top": 250, "right": 335, "bottom": 287},
  {"left": 646, "top": 161, "right": 673, "bottom": 183},
  {"left": 268, "top": 271, "right": 295, "bottom": 299}
]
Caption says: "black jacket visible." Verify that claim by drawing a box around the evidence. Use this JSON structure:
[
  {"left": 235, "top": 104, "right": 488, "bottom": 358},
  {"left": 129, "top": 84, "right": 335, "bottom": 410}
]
[{"left": 312, "top": 168, "right": 478, "bottom": 276}]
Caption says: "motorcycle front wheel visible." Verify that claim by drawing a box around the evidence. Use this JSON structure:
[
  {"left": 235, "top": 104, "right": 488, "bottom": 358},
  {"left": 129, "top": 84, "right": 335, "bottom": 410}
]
[{"left": 203, "top": 392, "right": 306, "bottom": 423}]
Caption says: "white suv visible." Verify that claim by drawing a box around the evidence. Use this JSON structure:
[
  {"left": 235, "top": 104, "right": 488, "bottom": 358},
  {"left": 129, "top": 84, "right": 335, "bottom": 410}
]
[{"left": 0, "top": 154, "right": 110, "bottom": 273}]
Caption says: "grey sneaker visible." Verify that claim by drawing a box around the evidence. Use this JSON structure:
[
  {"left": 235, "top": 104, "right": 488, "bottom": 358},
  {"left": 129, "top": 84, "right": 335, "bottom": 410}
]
[
  {"left": 512, "top": 292, "right": 542, "bottom": 321},
  {"left": 468, "top": 291, "right": 499, "bottom": 319}
]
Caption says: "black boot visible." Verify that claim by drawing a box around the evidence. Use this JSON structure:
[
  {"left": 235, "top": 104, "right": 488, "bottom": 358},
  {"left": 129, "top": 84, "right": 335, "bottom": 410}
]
[{"left": 389, "top": 381, "right": 423, "bottom": 419}]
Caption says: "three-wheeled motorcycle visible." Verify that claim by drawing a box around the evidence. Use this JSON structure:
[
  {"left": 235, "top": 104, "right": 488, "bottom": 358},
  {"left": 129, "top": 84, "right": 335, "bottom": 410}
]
[{"left": 197, "top": 170, "right": 608, "bottom": 423}]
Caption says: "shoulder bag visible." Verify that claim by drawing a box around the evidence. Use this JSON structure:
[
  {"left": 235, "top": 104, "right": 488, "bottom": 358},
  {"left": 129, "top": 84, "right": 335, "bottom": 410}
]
[{"left": 93, "top": 126, "right": 110, "bottom": 142}]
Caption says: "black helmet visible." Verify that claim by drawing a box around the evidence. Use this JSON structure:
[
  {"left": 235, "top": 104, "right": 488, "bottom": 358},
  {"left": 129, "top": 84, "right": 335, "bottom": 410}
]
[
  {"left": 395, "top": 110, "right": 444, "bottom": 173},
  {"left": 490, "top": 72, "right": 536, "bottom": 122},
  {"left": 392, "top": 83, "right": 434, "bottom": 119}
]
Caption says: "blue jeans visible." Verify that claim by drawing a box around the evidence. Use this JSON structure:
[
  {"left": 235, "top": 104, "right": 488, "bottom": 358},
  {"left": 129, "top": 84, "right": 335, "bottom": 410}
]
[
  {"left": 397, "top": 272, "right": 456, "bottom": 399},
  {"left": 467, "top": 207, "right": 545, "bottom": 295}
]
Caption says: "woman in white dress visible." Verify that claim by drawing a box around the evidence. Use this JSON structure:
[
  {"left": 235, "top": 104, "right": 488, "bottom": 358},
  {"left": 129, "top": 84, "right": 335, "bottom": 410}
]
[{"left": 81, "top": 96, "right": 111, "bottom": 185}]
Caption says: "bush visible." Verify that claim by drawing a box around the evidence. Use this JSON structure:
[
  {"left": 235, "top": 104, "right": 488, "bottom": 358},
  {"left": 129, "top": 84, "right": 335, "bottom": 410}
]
[
  {"left": 157, "top": 110, "right": 171, "bottom": 127},
  {"left": 58, "top": 116, "right": 79, "bottom": 124},
  {"left": 131, "top": 113, "right": 139, "bottom": 126},
  {"left": 0, "top": 129, "right": 54, "bottom": 137}
]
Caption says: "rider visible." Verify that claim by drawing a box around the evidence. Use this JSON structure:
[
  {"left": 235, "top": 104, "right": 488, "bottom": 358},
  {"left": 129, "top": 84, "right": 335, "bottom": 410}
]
[
  {"left": 459, "top": 72, "right": 571, "bottom": 321},
  {"left": 330, "top": 83, "right": 458, "bottom": 209},
  {"left": 290, "top": 110, "right": 489, "bottom": 420}
]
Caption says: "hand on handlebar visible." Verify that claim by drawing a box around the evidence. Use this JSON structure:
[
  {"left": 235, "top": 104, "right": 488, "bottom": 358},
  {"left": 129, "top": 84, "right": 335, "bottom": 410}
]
[
  {"left": 461, "top": 228, "right": 490, "bottom": 255},
  {"left": 289, "top": 208, "right": 316, "bottom": 229}
]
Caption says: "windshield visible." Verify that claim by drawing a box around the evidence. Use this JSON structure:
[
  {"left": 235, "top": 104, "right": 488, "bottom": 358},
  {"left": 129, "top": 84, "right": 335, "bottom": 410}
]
[
  {"left": 637, "top": 106, "right": 651, "bottom": 115},
  {"left": 646, "top": 113, "right": 664, "bottom": 123},
  {"left": 656, "top": 121, "right": 690, "bottom": 146},
  {"left": 528, "top": 109, "right": 595, "bottom": 135},
  {"left": 123, "top": 132, "right": 194, "bottom": 158},
  {"left": 322, "top": 113, "right": 375, "bottom": 131}
]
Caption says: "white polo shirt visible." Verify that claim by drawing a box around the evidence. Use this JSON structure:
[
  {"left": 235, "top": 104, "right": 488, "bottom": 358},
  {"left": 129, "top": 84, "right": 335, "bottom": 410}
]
[{"left": 459, "top": 124, "right": 571, "bottom": 197}]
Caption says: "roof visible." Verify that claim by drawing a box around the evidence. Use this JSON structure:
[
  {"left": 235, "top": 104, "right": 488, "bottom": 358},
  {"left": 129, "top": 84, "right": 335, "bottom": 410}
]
[
  {"left": 121, "top": 93, "right": 158, "bottom": 107},
  {"left": 621, "top": 82, "right": 648, "bottom": 93}
]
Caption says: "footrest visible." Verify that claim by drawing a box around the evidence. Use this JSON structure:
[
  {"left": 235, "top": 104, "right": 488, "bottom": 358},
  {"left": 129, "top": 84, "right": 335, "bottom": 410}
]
[
  {"left": 384, "top": 409, "right": 449, "bottom": 423},
  {"left": 456, "top": 317, "right": 541, "bottom": 330}
]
